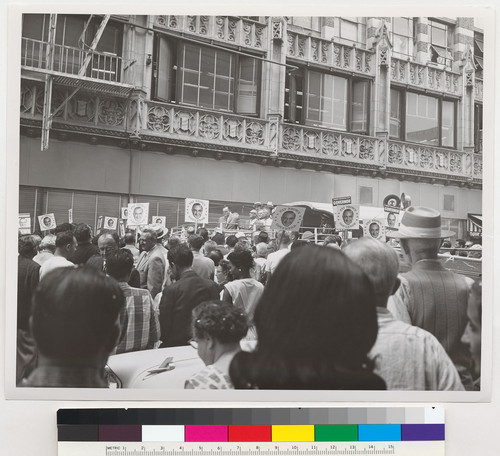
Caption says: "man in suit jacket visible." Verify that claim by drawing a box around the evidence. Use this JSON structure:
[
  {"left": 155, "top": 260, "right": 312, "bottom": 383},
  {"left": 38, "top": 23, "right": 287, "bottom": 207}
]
[
  {"left": 387, "top": 206, "right": 478, "bottom": 389},
  {"left": 136, "top": 230, "right": 166, "bottom": 299},
  {"left": 218, "top": 206, "right": 240, "bottom": 229},
  {"left": 159, "top": 244, "right": 220, "bottom": 347}
]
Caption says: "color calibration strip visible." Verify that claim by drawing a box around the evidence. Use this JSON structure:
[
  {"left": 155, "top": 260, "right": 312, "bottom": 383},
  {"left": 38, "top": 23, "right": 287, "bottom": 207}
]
[{"left": 57, "top": 408, "right": 444, "bottom": 443}]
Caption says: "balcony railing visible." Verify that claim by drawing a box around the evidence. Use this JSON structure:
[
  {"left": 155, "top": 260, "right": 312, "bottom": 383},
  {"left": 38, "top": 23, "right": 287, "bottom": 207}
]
[
  {"left": 475, "top": 78, "right": 483, "bottom": 101},
  {"left": 154, "top": 16, "right": 267, "bottom": 50},
  {"left": 391, "top": 57, "right": 461, "bottom": 96},
  {"left": 144, "top": 101, "right": 274, "bottom": 151},
  {"left": 21, "top": 37, "right": 134, "bottom": 83},
  {"left": 286, "top": 31, "right": 375, "bottom": 76},
  {"left": 280, "top": 124, "right": 383, "bottom": 166},
  {"left": 20, "top": 81, "right": 128, "bottom": 131},
  {"left": 387, "top": 139, "right": 473, "bottom": 178}
]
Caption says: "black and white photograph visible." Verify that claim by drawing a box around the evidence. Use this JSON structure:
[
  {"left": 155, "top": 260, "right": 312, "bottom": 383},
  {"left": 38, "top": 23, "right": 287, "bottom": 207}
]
[
  {"left": 185, "top": 198, "right": 209, "bottom": 224},
  {"left": 5, "top": 10, "right": 491, "bottom": 404},
  {"left": 270, "top": 205, "right": 306, "bottom": 231},
  {"left": 37, "top": 213, "right": 56, "bottom": 231}
]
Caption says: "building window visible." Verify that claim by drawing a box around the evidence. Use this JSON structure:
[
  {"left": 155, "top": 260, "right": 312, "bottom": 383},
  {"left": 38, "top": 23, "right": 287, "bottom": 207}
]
[
  {"left": 428, "top": 19, "right": 453, "bottom": 66},
  {"left": 334, "top": 17, "right": 366, "bottom": 45},
  {"left": 285, "top": 68, "right": 370, "bottom": 134},
  {"left": 290, "top": 17, "right": 321, "bottom": 31},
  {"left": 22, "top": 14, "right": 123, "bottom": 80},
  {"left": 474, "top": 32, "right": 484, "bottom": 79},
  {"left": 392, "top": 17, "right": 414, "bottom": 58},
  {"left": 390, "top": 88, "right": 456, "bottom": 148},
  {"left": 474, "top": 103, "right": 483, "bottom": 153},
  {"left": 153, "top": 37, "right": 261, "bottom": 116}
]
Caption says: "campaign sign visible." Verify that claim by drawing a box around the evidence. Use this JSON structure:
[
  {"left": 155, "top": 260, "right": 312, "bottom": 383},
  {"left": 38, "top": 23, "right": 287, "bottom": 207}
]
[
  {"left": 364, "top": 219, "right": 386, "bottom": 241},
  {"left": 19, "top": 213, "right": 31, "bottom": 235},
  {"left": 127, "top": 203, "right": 149, "bottom": 227},
  {"left": 97, "top": 216, "right": 103, "bottom": 232},
  {"left": 68, "top": 208, "right": 73, "bottom": 223},
  {"left": 335, "top": 204, "right": 359, "bottom": 230},
  {"left": 104, "top": 217, "right": 118, "bottom": 230},
  {"left": 152, "top": 216, "right": 166, "bottom": 226},
  {"left": 332, "top": 196, "right": 352, "bottom": 206},
  {"left": 185, "top": 198, "right": 209, "bottom": 224},
  {"left": 385, "top": 211, "right": 400, "bottom": 229},
  {"left": 121, "top": 207, "right": 129, "bottom": 220},
  {"left": 270, "top": 206, "right": 306, "bottom": 231},
  {"left": 118, "top": 220, "right": 126, "bottom": 238},
  {"left": 384, "top": 205, "right": 401, "bottom": 214},
  {"left": 38, "top": 213, "right": 56, "bottom": 231}
]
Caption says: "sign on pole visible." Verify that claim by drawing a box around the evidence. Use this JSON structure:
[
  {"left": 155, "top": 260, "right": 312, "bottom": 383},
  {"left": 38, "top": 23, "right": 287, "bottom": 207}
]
[
  {"left": 270, "top": 206, "right": 306, "bottom": 231},
  {"left": 104, "top": 217, "right": 118, "bottom": 230},
  {"left": 335, "top": 204, "right": 359, "bottom": 230},
  {"left": 185, "top": 198, "right": 209, "bottom": 224},
  {"left": 332, "top": 196, "right": 352, "bottom": 206},
  {"left": 38, "top": 213, "right": 57, "bottom": 231},
  {"left": 363, "top": 219, "right": 386, "bottom": 241},
  {"left": 127, "top": 203, "right": 149, "bottom": 227},
  {"left": 152, "top": 216, "right": 166, "bottom": 226},
  {"left": 19, "top": 213, "right": 31, "bottom": 235}
]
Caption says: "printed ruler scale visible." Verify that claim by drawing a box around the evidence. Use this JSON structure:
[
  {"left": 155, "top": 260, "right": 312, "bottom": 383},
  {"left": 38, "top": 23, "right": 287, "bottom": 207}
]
[
  {"left": 57, "top": 408, "right": 445, "bottom": 456},
  {"left": 59, "top": 441, "right": 444, "bottom": 456}
]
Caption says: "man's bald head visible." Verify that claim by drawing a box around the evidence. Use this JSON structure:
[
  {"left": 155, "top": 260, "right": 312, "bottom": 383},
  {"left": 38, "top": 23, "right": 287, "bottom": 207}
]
[{"left": 343, "top": 237, "right": 399, "bottom": 306}]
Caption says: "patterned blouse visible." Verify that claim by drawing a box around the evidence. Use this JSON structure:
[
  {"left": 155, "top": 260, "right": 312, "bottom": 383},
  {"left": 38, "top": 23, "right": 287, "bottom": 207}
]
[{"left": 184, "top": 365, "right": 234, "bottom": 389}]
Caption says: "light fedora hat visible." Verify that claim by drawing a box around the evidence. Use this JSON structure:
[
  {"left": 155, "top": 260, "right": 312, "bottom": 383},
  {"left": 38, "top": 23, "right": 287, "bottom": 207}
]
[{"left": 386, "top": 206, "right": 454, "bottom": 239}]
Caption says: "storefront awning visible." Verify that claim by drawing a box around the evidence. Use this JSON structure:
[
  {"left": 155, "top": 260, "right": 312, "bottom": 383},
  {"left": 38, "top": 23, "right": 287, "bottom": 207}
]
[{"left": 467, "top": 213, "right": 482, "bottom": 233}]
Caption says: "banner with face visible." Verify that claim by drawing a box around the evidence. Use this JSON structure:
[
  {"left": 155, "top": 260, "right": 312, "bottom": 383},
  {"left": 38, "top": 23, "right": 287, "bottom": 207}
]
[
  {"left": 185, "top": 198, "right": 209, "bottom": 224},
  {"left": 364, "top": 219, "right": 386, "bottom": 241},
  {"left": 38, "top": 213, "right": 56, "bottom": 231},
  {"left": 104, "top": 217, "right": 118, "bottom": 230},
  {"left": 127, "top": 203, "right": 149, "bottom": 227},
  {"left": 270, "top": 206, "right": 306, "bottom": 231},
  {"left": 335, "top": 205, "right": 359, "bottom": 230}
]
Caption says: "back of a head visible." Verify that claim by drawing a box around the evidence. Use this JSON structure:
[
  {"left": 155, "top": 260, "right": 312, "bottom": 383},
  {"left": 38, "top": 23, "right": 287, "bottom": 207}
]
[
  {"left": 99, "top": 231, "right": 120, "bottom": 246},
  {"left": 18, "top": 235, "right": 38, "bottom": 258},
  {"left": 227, "top": 249, "right": 254, "bottom": 271},
  {"left": 277, "top": 231, "right": 291, "bottom": 247},
  {"left": 234, "top": 238, "right": 251, "bottom": 252},
  {"left": 290, "top": 240, "right": 310, "bottom": 251},
  {"left": 167, "top": 236, "right": 182, "bottom": 250},
  {"left": 211, "top": 232, "right": 225, "bottom": 245},
  {"left": 39, "top": 234, "right": 56, "bottom": 253},
  {"left": 55, "top": 231, "right": 76, "bottom": 249},
  {"left": 167, "top": 243, "right": 193, "bottom": 268},
  {"left": 192, "top": 301, "right": 248, "bottom": 344},
  {"left": 203, "top": 240, "right": 218, "bottom": 255},
  {"left": 31, "top": 267, "right": 124, "bottom": 360},
  {"left": 257, "top": 231, "right": 269, "bottom": 244},
  {"left": 54, "top": 223, "right": 74, "bottom": 234},
  {"left": 74, "top": 223, "right": 92, "bottom": 243},
  {"left": 123, "top": 233, "right": 136, "bottom": 245},
  {"left": 343, "top": 237, "right": 399, "bottom": 301},
  {"left": 234, "top": 246, "right": 378, "bottom": 388},
  {"left": 105, "top": 249, "right": 134, "bottom": 280},
  {"left": 255, "top": 242, "right": 268, "bottom": 257},
  {"left": 256, "top": 245, "right": 377, "bottom": 364},
  {"left": 197, "top": 227, "right": 209, "bottom": 242},
  {"left": 207, "top": 249, "right": 224, "bottom": 266},
  {"left": 188, "top": 234, "right": 205, "bottom": 251},
  {"left": 225, "top": 235, "right": 238, "bottom": 249}
]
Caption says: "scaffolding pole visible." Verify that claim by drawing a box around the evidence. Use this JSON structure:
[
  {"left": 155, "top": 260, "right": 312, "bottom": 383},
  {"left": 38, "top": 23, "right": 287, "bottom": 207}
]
[{"left": 41, "top": 14, "right": 57, "bottom": 151}]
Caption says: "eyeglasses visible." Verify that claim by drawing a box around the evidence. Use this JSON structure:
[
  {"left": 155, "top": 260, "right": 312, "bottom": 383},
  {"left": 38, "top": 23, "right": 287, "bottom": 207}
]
[{"left": 189, "top": 339, "right": 198, "bottom": 349}]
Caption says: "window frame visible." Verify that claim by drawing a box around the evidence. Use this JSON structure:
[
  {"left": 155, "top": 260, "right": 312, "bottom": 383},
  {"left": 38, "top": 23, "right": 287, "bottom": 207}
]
[
  {"left": 390, "top": 87, "right": 457, "bottom": 149},
  {"left": 152, "top": 35, "right": 262, "bottom": 117},
  {"left": 428, "top": 18, "right": 453, "bottom": 67},
  {"left": 285, "top": 66, "right": 371, "bottom": 135},
  {"left": 391, "top": 17, "right": 414, "bottom": 58}
]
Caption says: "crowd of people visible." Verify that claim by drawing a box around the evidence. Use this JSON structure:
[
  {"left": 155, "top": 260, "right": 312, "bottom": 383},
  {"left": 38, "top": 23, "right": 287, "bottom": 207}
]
[{"left": 16, "top": 206, "right": 482, "bottom": 391}]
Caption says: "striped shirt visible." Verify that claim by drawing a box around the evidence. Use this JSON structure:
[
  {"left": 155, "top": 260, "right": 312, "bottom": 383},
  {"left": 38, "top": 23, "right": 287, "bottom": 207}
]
[
  {"left": 401, "top": 259, "right": 476, "bottom": 367},
  {"left": 112, "top": 283, "right": 161, "bottom": 355}
]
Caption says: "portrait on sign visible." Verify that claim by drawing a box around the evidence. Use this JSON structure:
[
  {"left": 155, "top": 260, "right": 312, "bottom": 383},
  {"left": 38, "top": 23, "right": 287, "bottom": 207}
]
[
  {"left": 185, "top": 198, "right": 209, "bottom": 224},
  {"left": 121, "top": 207, "right": 129, "bottom": 220},
  {"left": 335, "top": 205, "right": 359, "bottom": 230},
  {"left": 104, "top": 217, "right": 118, "bottom": 230},
  {"left": 271, "top": 206, "right": 306, "bottom": 231},
  {"left": 153, "top": 216, "right": 166, "bottom": 226},
  {"left": 385, "top": 211, "right": 400, "bottom": 229},
  {"left": 38, "top": 213, "right": 56, "bottom": 231},
  {"left": 127, "top": 203, "right": 149, "bottom": 226},
  {"left": 364, "top": 219, "right": 385, "bottom": 241}
]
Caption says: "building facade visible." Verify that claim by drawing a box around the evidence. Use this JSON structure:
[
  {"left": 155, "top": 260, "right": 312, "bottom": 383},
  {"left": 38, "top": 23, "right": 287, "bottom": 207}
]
[{"left": 19, "top": 15, "right": 483, "bottom": 238}]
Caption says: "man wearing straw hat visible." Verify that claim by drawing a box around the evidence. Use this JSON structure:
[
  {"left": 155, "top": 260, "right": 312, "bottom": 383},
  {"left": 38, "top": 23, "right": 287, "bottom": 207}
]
[{"left": 387, "top": 206, "right": 478, "bottom": 389}]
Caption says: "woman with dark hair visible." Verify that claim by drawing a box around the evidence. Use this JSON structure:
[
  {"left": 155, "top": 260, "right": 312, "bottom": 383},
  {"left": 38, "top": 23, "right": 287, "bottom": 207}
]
[
  {"left": 185, "top": 301, "right": 248, "bottom": 389},
  {"left": 223, "top": 250, "right": 264, "bottom": 340},
  {"left": 229, "top": 245, "right": 385, "bottom": 390}
]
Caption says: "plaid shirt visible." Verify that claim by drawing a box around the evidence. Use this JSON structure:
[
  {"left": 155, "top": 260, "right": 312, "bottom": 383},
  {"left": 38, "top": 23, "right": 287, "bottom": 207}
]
[{"left": 112, "top": 283, "right": 160, "bottom": 355}]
